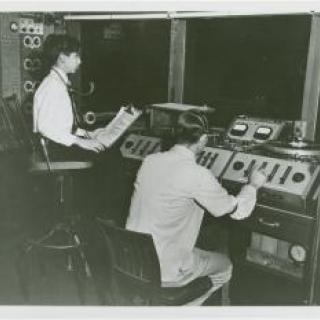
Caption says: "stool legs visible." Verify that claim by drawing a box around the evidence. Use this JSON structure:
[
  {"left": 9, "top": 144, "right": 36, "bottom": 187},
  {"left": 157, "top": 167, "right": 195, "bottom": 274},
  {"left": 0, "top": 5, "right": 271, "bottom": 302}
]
[{"left": 16, "top": 223, "right": 92, "bottom": 305}]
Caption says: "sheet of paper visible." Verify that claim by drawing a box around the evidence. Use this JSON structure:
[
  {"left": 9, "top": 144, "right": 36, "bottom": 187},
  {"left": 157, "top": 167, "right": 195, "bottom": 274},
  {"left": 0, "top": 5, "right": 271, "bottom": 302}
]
[{"left": 95, "top": 106, "right": 142, "bottom": 148}]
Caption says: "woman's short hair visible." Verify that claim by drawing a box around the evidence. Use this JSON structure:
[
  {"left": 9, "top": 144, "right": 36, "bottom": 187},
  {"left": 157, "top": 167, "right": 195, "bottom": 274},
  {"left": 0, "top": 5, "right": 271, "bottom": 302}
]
[
  {"left": 175, "top": 110, "right": 209, "bottom": 144},
  {"left": 42, "top": 34, "right": 80, "bottom": 69}
]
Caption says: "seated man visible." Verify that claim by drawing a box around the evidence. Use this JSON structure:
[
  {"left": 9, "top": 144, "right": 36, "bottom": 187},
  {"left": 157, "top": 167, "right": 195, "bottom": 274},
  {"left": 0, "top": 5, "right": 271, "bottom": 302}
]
[{"left": 126, "top": 110, "right": 266, "bottom": 306}]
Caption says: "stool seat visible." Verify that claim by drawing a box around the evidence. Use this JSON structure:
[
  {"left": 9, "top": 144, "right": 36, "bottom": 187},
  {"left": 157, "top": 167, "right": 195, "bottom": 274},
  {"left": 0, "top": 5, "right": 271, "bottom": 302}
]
[{"left": 30, "top": 161, "right": 93, "bottom": 174}]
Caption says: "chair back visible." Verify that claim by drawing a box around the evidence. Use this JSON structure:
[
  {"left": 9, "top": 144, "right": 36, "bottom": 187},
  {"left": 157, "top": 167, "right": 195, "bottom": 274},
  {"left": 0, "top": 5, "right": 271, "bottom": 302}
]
[{"left": 97, "top": 219, "right": 161, "bottom": 305}]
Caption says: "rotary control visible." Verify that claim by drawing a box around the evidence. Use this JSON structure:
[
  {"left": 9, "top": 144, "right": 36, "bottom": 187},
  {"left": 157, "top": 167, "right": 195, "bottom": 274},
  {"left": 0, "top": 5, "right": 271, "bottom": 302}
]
[
  {"left": 125, "top": 140, "right": 134, "bottom": 149},
  {"left": 233, "top": 161, "right": 244, "bottom": 171},
  {"left": 292, "top": 172, "right": 305, "bottom": 183}
]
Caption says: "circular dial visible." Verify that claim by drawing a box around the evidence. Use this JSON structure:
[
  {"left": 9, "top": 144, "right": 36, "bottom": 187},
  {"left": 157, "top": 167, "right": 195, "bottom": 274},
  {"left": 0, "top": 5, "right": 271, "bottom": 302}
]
[
  {"left": 125, "top": 140, "right": 134, "bottom": 149},
  {"left": 292, "top": 172, "right": 305, "bottom": 183},
  {"left": 289, "top": 244, "right": 307, "bottom": 263},
  {"left": 233, "top": 161, "right": 244, "bottom": 171}
]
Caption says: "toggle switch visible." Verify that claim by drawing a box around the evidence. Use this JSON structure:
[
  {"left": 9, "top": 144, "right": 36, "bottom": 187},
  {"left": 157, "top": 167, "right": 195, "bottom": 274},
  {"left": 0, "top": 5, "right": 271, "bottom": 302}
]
[
  {"left": 244, "top": 160, "right": 256, "bottom": 177},
  {"left": 259, "top": 161, "right": 268, "bottom": 171},
  {"left": 131, "top": 139, "right": 143, "bottom": 154},
  {"left": 279, "top": 166, "right": 292, "bottom": 184},
  {"left": 207, "top": 153, "right": 218, "bottom": 169},
  {"left": 201, "top": 152, "right": 212, "bottom": 166},
  {"left": 139, "top": 141, "right": 151, "bottom": 155},
  {"left": 267, "top": 163, "right": 280, "bottom": 182},
  {"left": 149, "top": 141, "right": 160, "bottom": 154},
  {"left": 196, "top": 151, "right": 205, "bottom": 164}
]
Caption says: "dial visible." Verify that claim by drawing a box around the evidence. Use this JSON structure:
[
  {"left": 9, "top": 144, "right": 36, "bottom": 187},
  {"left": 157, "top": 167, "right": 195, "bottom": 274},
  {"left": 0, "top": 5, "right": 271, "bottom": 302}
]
[
  {"left": 289, "top": 244, "right": 307, "bottom": 263},
  {"left": 292, "top": 172, "right": 305, "bottom": 183},
  {"left": 125, "top": 140, "right": 134, "bottom": 149},
  {"left": 233, "top": 161, "right": 244, "bottom": 171}
]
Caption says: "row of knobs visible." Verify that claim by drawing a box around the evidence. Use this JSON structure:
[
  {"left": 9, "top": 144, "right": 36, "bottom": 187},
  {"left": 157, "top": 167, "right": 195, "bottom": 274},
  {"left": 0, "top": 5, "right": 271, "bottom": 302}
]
[
  {"left": 232, "top": 161, "right": 305, "bottom": 183},
  {"left": 124, "top": 139, "right": 160, "bottom": 156}
]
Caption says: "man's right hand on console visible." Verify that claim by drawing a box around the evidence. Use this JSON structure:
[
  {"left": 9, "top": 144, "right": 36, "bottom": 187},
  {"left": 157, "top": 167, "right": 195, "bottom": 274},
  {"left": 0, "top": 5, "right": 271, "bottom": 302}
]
[{"left": 249, "top": 168, "right": 267, "bottom": 190}]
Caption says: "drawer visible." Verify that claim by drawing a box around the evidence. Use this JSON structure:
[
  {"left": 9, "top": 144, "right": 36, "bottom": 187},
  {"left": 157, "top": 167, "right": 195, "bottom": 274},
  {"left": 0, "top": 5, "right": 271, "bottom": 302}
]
[{"left": 237, "top": 204, "right": 315, "bottom": 247}]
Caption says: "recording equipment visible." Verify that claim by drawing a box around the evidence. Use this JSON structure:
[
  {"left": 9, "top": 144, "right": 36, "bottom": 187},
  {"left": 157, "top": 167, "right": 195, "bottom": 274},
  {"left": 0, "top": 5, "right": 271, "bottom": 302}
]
[
  {"left": 226, "top": 115, "right": 287, "bottom": 143},
  {"left": 262, "top": 140, "right": 320, "bottom": 159},
  {"left": 224, "top": 115, "right": 289, "bottom": 152},
  {"left": 222, "top": 151, "right": 320, "bottom": 214},
  {"left": 246, "top": 232, "right": 304, "bottom": 279},
  {"left": 222, "top": 116, "right": 320, "bottom": 281},
  {"left": 119, "top": 114, "right": 320, "bottom": 283},
  {"left": 148, "top": 103, "right": 215, "bottom": 131}
]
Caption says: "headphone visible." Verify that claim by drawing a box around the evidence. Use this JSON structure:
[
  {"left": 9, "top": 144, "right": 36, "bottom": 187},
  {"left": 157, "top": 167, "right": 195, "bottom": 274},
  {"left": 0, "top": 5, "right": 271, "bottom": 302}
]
[{"left": 189, "top": 110, "right": 209, "bottom": 134}]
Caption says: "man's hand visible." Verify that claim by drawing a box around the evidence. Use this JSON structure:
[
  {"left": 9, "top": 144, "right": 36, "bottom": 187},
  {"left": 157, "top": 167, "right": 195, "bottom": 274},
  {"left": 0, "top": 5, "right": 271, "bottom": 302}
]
[
  {"left": 74, "top": 137, "right": 105, "bottom": 153},
  {"left": 249, "top": 168, "right": 267, "bottom": 190},
  {"left": 86, "top": 128, "right": 105, "bottom": 139}
]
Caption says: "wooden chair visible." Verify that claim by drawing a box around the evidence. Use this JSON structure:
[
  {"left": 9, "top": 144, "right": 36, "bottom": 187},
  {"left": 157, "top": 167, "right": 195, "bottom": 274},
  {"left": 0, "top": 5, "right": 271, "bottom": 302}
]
[{"left": 92, "top": 218, "right": 230, "bottom": 306}]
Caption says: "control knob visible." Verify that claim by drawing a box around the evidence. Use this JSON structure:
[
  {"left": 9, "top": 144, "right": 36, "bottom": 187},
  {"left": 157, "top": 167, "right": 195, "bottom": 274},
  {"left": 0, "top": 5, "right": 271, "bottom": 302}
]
[
  {"left": 233, "top": 161, "right": 244, "bottom": 171},
  {"left": 125, "top": 140, "right": 134, "bottom": 149},
  {"left": 292, "top": 172, "right": 305, "bottom": 183}
]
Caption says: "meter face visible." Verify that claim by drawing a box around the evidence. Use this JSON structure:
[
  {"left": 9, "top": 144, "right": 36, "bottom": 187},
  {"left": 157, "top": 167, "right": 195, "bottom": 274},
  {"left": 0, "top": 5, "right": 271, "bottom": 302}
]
[
  {"left": 230, "top": 123, "right": 248, "bottom": 136},
  {"left": 254, "top": 126, "right": 273, "bottom": 140}
]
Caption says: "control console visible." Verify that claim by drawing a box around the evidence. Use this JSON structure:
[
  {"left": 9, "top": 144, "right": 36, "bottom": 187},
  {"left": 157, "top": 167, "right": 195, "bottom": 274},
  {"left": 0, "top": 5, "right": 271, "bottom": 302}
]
[
  {"left": 196, "top": 147, "right": 234, "bottom": 179},
  {"left": 120, "top": 133, "right": 161, "bottom": 161},
  {"left": 222, "top": 152, "right": 320, "bottom": 214}
]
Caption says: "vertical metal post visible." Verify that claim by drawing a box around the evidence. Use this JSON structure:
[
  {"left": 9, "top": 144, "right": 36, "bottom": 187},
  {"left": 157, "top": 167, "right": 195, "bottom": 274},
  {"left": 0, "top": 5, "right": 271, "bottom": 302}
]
[
  {"left": 307, "top": 191, "right": 320, "bottom": 305},
  {"left": 301, "top": 14, "right": 320, "bottom": 141},
  {"left": 168, "top": 19, "right": 186, "bottom": 103}
]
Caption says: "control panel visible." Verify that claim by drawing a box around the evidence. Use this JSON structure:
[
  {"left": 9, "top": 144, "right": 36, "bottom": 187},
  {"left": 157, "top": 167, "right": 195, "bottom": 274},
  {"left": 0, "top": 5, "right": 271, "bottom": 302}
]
[
  {"left": 19, "top": 17, "right": 45, "bottom": 112},
  {"left": 222, "top": 152, "right": 320, "bottom": 214},
  {"left": 196, "top": 147, "right": 234, "bottom": 179},
  {"left": 246, "top": 232, "right": 304, "bottom": 279},
  {"left": 227, "top": 115, "right": 286, "bottom": 143},
  {"left": 120, "top": 133, "right": 161, "bottom": 161}
]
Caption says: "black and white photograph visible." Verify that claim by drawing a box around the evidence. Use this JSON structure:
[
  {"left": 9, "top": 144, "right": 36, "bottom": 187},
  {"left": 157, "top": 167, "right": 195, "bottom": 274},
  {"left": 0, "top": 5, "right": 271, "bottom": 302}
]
[{"left": 1, "top": 1, "right": 320, "bottom": 319}]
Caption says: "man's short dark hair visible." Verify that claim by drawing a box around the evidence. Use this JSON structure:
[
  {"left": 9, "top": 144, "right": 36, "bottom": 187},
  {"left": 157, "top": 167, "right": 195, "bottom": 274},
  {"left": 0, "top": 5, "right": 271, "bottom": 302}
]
[
  {"left": 42, "top": 34, "right": 80, "bottom": 68},
  {"left": 175, "top": 110, "right": 209, "bottom": 144}
]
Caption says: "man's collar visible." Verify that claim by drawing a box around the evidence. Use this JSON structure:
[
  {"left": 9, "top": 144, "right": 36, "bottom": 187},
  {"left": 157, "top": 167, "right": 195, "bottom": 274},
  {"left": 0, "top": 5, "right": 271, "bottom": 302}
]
[
  {"left": 171, "top": 144, "right": 196, "bottom": 161},
  {"left": 51, "top": 66, "right": 70, "bottom": 86}
]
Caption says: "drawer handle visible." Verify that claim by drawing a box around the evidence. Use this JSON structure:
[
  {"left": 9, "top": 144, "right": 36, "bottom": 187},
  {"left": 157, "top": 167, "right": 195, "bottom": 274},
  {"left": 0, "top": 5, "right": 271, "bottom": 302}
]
[{"left": 258, "top": 218, "right": 280, "bottom": 228}]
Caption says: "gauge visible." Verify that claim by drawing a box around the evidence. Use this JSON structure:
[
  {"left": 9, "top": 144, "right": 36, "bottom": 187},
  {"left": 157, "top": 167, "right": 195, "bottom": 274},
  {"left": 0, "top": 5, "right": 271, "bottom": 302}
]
[
  {"left": 230, "top": 123, "right": 248, "bottom": 136},
  {"left": 253, "top": 126, "right": 273, "bottom": 140},
  {"left": 289, "top": 244, "right": 307, "bottom": 263}
]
